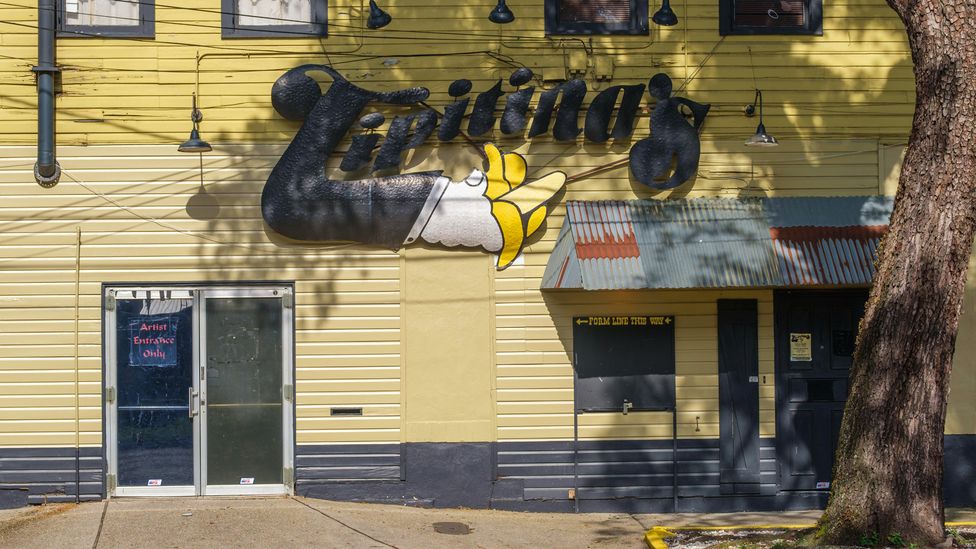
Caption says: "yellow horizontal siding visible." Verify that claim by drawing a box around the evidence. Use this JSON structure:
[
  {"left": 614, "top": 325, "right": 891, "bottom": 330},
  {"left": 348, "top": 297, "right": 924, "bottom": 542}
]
[
  {"left": 1, "top": 0, "right": 911, "bottom": 145},
  {"left": 495, "top": 288, "right": 775, "bottom": 442},
  {"left": 0, "top": 146, "right": 404, "bottom": 447}
]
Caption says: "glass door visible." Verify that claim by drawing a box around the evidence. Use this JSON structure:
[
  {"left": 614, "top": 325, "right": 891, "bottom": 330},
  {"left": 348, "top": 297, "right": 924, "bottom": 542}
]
[
  {"left": 105, "top": 286, "right": 293, "bottom": 497},
  {"left": 108, "top": 289, "right": 198, "bottom": 496},
  {"left": 201, "top": 289, "right": 292, "bottom": 495}
]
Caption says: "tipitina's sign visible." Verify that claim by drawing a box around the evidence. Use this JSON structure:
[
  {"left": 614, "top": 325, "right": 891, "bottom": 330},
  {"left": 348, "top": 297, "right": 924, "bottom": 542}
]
[{"left": 262, "top": 65, "right": 709, "bottom": 269}]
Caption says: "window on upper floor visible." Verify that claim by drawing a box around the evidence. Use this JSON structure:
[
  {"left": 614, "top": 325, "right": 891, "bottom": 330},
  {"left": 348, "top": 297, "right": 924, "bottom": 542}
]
[
  {"left": 544, "top": 0, "right": 649, "bottom": 35},
  {"left": 719, "top": 0, "right": 822, "bottom": 35},
  {"left": 221, "top": 0, "right": 327, "bottom": 38},
  {"left": 58, "top": 0, "right": 155, "bottom": 38}
]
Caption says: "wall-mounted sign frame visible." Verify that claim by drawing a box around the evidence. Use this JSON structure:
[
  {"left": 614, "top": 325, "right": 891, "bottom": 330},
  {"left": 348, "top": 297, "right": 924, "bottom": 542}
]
[{"left": 572, "top": 315, "right": 676, "bottom": 412}]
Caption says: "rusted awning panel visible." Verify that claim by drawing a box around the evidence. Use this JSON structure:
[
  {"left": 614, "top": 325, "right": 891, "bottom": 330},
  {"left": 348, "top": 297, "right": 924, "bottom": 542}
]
[{"left": 542, "top": 196, "right": 893, "bottom": 290}]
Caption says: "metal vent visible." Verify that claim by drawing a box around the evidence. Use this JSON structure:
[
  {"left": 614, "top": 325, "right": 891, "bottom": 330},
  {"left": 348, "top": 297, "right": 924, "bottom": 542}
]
[{"left": 330, "top": 407, "right": 363, "bottom": 416}]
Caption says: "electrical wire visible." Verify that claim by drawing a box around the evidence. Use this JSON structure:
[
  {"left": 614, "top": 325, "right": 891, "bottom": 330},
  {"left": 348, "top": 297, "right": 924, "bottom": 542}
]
[
  {"left": 60, "top": 168, "right": 357, "bottom": 254},
  {"left": 0, "top": 0, "right": 565, "bottom": 43}
]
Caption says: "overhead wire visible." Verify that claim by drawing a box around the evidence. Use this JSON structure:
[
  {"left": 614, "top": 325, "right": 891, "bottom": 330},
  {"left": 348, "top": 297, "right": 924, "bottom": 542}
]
[{"left": 0, "top": 0, "right": 564, "bottom": 43}]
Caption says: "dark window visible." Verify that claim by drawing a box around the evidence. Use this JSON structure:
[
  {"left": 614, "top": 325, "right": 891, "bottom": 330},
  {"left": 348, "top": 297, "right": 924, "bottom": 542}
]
[
  {"left": 221, "top": 0, "right": 327, "bottom": 38},
  {"left": 719, "top": 0, "right": 822, "bottom": 35},
  {"left": 545, "top": 0, "right": 649, "bottom": 35},
  {"left": 58, "top": 0, "right": 155, "bottom": 38}
]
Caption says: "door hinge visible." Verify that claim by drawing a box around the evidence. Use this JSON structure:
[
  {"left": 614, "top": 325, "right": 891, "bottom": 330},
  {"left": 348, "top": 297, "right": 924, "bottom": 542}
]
[
  {"left": 104, "top": 294, "right": 116, "bottom": 311},
  {"left": 104, "top": 387, "right": 116, "bottom": 404},
  {"left": 282, "top": 293, "right": 294, "bottom": 309},
  {"left": 283, "top": 467, "right": 294, "bottom": 489},
  {"left": 283, "top": 384, "right": 294, "bottom": 402},
  {"left": 107, "top": 474, "right": 117, "bottom": 492}
]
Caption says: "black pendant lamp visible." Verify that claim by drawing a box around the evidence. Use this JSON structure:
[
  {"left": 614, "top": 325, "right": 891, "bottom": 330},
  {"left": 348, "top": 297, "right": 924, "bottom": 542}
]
[
  {"left": 178, "top": 94, "right": 212, "bottom": 154},
  {"left": 744, "top": 89, "right": 779, "bottom": 147},
  {"left": 366, "top": 0, "right": 392, "bottom": 29},
  {"left": 488, "top": 0, "right": 515, "bottom": 24},
  {"left": 652, "top": 0, "right": 678, "bottom": 26}
]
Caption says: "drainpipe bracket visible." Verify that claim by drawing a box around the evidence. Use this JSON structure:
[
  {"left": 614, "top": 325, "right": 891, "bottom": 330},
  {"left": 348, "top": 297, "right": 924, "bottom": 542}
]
[
  {"left": 31, "top": 65, "right": 61, "bottom": 74},
  {"left": 34, "top": 161, "right": 61, "bottom": 188}
]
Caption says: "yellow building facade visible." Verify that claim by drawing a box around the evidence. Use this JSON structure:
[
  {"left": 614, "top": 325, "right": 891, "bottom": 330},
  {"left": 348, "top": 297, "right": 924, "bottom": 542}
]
[{"left": 0, "top": 0, "right": 972, "bottom": 510}]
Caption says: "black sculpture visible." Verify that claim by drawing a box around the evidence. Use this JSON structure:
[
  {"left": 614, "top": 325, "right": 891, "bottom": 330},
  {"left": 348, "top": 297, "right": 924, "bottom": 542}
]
[
  {"left": 263, "top": 65, "right": 439, "bottom": 249},
  {"left": 340, "top": 113, "right": 384, "bottom": 172},
  {"left": 468, "top": 80, "right": 505, "bottom": 136},
  {"left": 500, "top": 69, "right": 535, "bottom": 135},
  {"left": 262, "top": 65, "right": 569, "bottom": 270},
  {"left": 261, "top": 65, "right": 710, "bottom": 261},
  {"left": 438, "top": 79, "right": 471, "bottom": 142},
  {"left": 528, "top": 80, "right": 587, "bottom": 141},
  {"left": 628, "top": 73, "right": 710, "bottom": 189},
  {"left": 584, "top": 84, "right": 646, "bottom": 143}
]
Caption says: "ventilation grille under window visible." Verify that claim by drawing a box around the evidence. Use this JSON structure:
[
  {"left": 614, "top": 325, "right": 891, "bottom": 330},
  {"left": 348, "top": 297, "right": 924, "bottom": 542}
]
[
  {"left": 733, "top": 0, "right": 806, "bottom": 28},
  {"left": 558, "top": 0, "right": 631, "bottom": 24}
]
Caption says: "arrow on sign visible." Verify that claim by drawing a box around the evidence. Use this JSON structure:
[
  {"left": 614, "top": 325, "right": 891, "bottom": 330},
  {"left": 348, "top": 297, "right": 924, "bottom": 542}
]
[
  {"left": 665, "top": 317, "right": 672, "bottom": 324},
  {"left": 576, "top": 318, "right": 590, "bottom": 325}
]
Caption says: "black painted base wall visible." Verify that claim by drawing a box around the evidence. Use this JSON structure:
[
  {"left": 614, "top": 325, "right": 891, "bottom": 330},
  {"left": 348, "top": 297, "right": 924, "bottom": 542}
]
[
  {"left": 0, "top": 447, "right": 103, "bottom": 508},
  {"left": 2, "top": 436, "right": 972, "bottom": 511},
  {"left": 296, "top": 435, "right": 976, "bottom": 513}
]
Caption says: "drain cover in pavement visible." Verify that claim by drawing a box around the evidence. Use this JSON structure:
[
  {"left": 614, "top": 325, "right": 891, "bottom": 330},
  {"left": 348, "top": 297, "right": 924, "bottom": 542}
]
[{"left": 433, "top": 522, "right": 471, "bottom": 535}]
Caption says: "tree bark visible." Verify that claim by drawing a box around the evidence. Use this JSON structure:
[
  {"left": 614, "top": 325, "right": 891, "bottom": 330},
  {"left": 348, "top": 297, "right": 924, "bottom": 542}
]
[{"left": 818, "top": 1, "right": 976, "bottom": 546}]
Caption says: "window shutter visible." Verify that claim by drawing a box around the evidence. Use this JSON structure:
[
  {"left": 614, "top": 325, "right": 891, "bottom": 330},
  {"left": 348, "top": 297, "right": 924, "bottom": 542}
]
[{"left": 732, "top": 0, "right": 806, "bottom": 28}]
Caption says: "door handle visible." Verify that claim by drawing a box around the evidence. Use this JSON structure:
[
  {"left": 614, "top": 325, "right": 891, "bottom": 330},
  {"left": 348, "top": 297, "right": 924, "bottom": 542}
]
[{"left": 188, "top": 387, "right": 199, "bottom": 418}]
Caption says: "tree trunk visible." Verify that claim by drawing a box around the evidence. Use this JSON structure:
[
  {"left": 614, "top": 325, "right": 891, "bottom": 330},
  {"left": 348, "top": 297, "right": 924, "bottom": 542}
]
[{"left": 818, "top": 1, "right": 976, "bottom": 546}]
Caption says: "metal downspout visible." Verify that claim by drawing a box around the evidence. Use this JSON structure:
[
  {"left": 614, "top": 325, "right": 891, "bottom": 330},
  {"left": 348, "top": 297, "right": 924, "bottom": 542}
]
[{"left": 34, "top": 0, "right": 61, "bottom": 187}]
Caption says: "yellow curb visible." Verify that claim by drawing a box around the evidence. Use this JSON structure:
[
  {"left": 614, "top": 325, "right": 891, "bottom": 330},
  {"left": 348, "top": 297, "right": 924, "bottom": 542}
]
[
  {"left": 643, "top": 522, "right": 976, "bottom": 547},
  {"left": 665, "top": 524, "right": 816, "bottom": 531},
  {"left": 644, "top": 527, "right": 675, "bottom": 549},
  {"left": 644, "top": 524, "right": 816, "bottom": 548}
]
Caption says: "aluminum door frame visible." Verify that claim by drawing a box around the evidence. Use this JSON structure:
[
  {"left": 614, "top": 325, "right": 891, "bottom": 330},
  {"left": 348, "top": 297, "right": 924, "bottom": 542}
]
[
  {"left": 105, "top": 288, "right": 198, "bottom": 497},
  {"left": 104, "top": 285, "right": 294, "bottom": 498},
  {"left": 199, "top": 287, "right": 294, "bottom": 496}
]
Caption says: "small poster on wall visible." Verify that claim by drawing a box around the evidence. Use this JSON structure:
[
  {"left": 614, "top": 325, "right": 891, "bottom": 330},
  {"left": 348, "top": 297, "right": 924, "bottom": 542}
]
[
  {"left": 790, "top": 333, "right": 813, "bottom": 362},
  {"left": 128, "top": 315, "right": 179, "bottom": 367}
]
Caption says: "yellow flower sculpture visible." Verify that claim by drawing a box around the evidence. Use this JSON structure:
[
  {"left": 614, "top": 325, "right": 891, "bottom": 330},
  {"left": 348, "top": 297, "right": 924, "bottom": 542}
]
[{"left": 483, "top": 143, "right": 567, "bottom": 269}]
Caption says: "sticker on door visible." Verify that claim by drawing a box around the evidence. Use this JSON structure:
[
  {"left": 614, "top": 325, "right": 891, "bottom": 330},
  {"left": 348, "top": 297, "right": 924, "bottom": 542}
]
[
  {"left": 147, "top": 479, "right": 163, "bottom": 486},
  {"left": 240, "top": 478, "right": 255, "bottom": 485}
]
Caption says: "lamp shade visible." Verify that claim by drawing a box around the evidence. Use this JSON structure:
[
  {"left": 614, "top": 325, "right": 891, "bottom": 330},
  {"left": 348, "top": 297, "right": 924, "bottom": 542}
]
[
  {"left": 366, "top": 0, "right": 392, "bottom": 29},
  {"left": 488, "top": 0, "right": 515, "bottom": 24},
  {"left": 745, "top": 122, "right": 779, "bottom": 147},
  {"left": 652, "top": 0, "right": 678, "bottom": 26},
  {"left": 178, "top": 128, "right": 213, "bottom": 153}
]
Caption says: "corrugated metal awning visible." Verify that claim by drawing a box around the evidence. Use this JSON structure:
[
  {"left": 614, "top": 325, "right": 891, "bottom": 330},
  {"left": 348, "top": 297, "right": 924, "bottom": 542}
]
[{"left": 542, "top": 196, "right": 893, "bottom": 290}]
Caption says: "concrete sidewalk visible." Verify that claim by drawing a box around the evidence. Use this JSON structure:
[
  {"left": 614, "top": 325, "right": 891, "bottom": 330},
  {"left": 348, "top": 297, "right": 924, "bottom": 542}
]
[
  {"left": 2, "top": 498, "right": 973, "bottom": 549},
  {"left": 0, "top": 496, "right": 649, "bottom": 548}
]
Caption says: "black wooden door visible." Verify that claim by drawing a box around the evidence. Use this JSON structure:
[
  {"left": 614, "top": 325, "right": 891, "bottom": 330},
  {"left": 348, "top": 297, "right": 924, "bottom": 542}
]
[
  {"left": 718, "top": 299, "right": 760, "bottom": 494},
  {"left": 775, "top": 291, "right": 867, "bottom": 491}
]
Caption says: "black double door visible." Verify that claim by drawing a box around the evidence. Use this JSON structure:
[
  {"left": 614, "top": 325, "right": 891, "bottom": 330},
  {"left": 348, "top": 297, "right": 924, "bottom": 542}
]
[{"left": 775, "top": 291, "right": 867, "bottom": 491}]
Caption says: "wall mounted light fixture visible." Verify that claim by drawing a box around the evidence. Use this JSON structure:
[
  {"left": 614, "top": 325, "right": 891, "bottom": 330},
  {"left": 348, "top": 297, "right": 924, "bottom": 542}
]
[
  {"left": 178, "top": 94, "right": 212, "bottom": 153},
  {"left": 366, "top": 0, "right": 392, "bottom": 29},
  {"left": 488, "top": 0, "right": 515, "bottom": 24},
  {"left": 744, "top": 89, "right": 778, "bottom": 147},
  {"left": 652, "top": 0, "right": 679, "bottom": 26}
]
